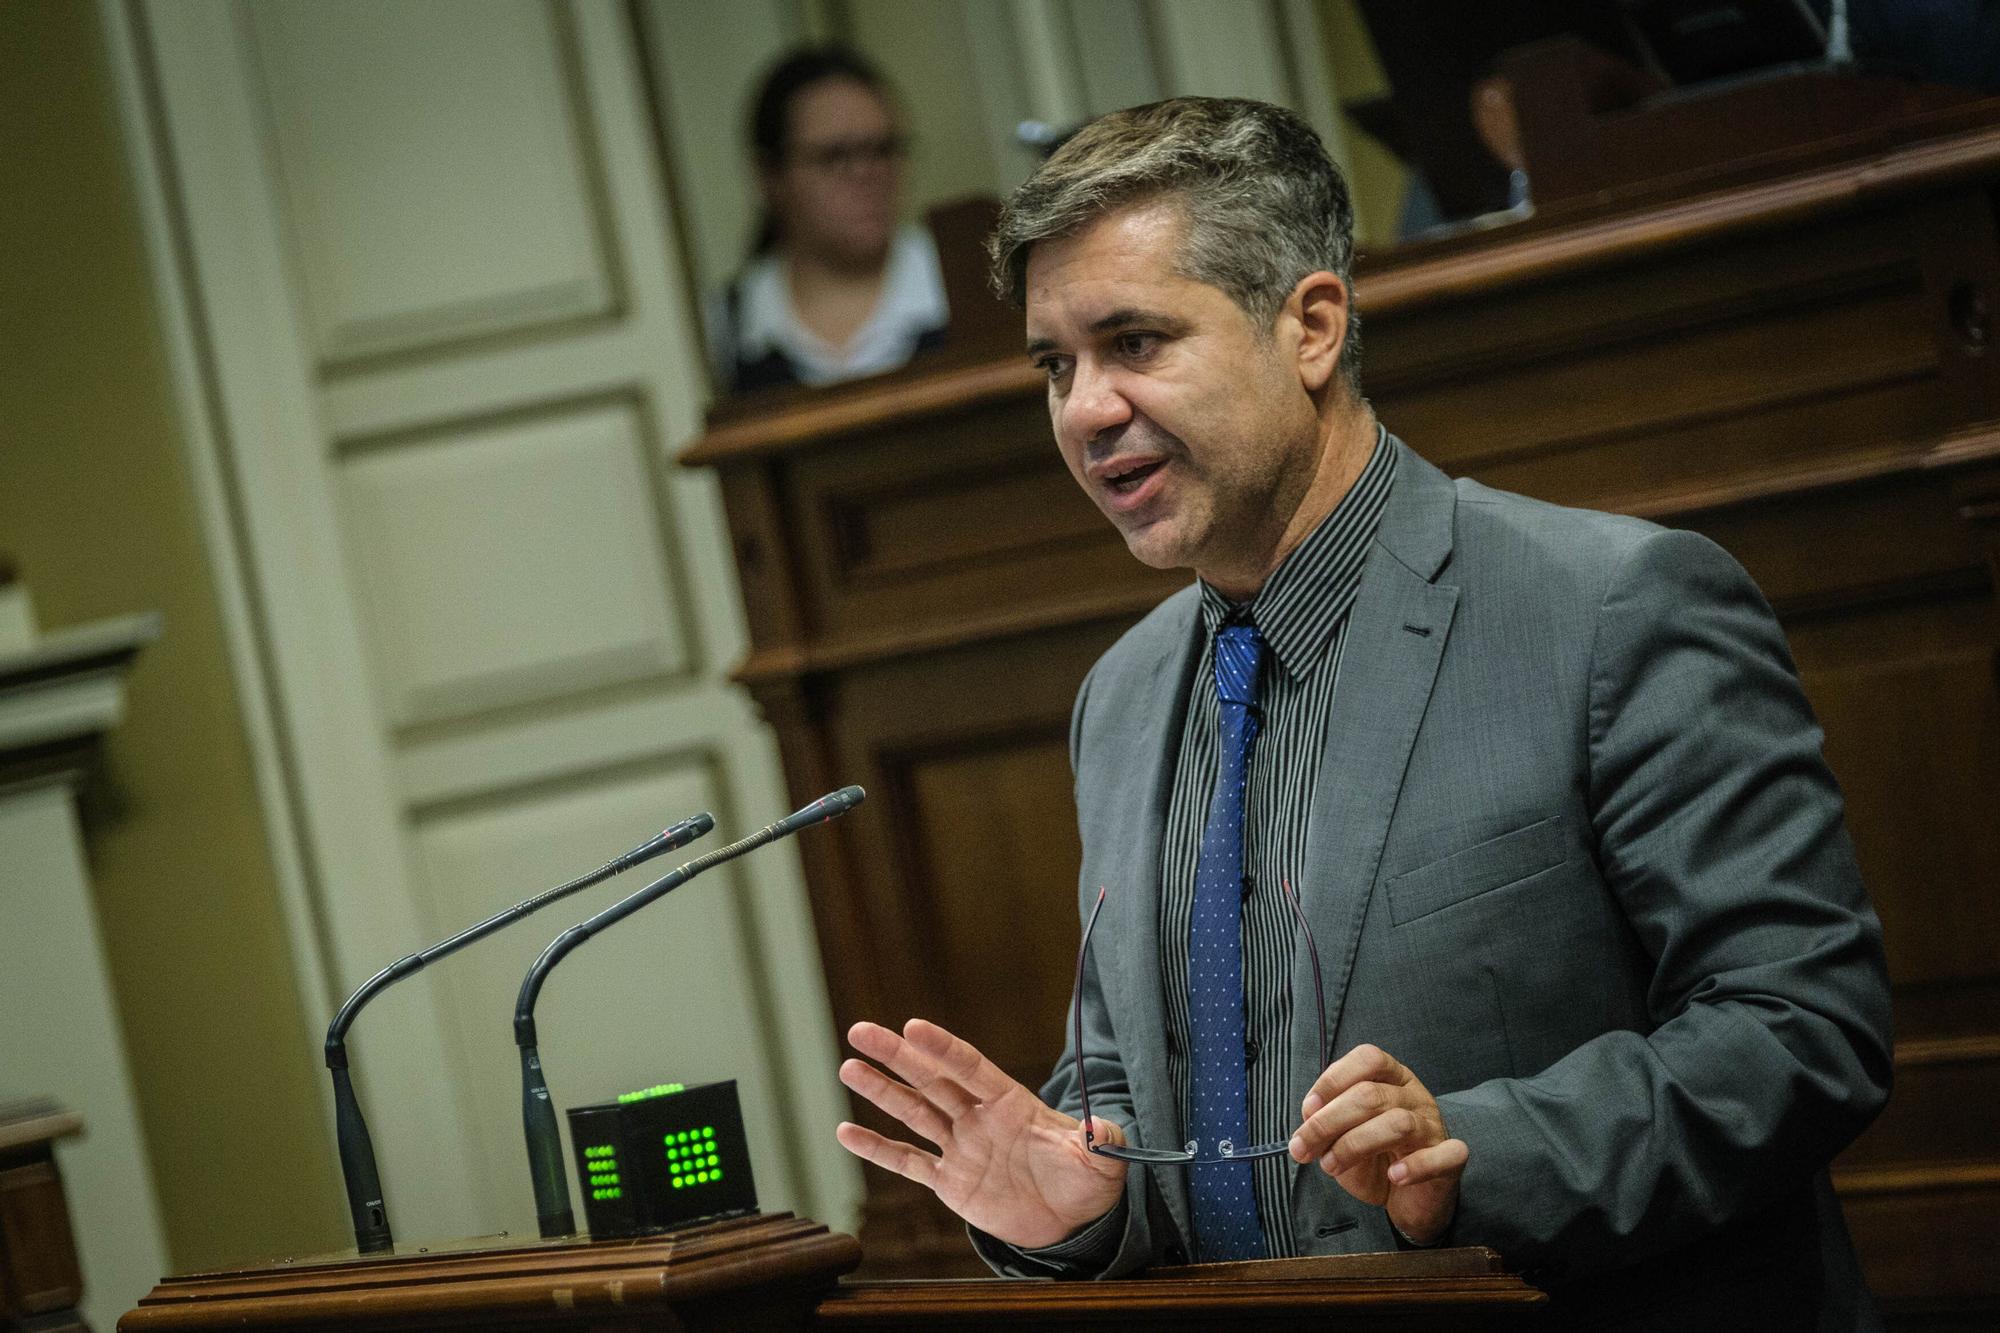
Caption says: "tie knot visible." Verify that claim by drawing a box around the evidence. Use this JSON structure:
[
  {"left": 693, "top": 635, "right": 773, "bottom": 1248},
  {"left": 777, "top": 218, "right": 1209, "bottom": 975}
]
[{"left": 1212, "top": 622, "right": 1264, "bottom": 708}]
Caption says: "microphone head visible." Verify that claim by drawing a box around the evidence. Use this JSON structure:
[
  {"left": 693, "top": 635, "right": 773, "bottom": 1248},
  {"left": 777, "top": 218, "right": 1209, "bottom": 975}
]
[
  {"left": 775, "top": 785, "right": 866, "bottom": 836},
  {"left": 662, "top": 812, "right": 716, "bottom": 849}
]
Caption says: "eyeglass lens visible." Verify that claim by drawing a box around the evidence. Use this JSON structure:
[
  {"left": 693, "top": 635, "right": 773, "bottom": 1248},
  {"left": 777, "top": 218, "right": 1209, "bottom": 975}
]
[{"left": 793, "top": 134, "right": 907, "bottom": 172}]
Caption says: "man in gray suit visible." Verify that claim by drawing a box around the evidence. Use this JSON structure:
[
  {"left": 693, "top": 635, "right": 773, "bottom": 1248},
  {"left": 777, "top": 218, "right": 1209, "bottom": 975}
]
[{"left": 834, "top": 97, "right": 1892, "bottom": 1328}]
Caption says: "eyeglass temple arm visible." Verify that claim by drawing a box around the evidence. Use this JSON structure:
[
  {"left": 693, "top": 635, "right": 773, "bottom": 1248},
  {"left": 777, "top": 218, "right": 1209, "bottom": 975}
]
[
  {"left": 1282, "top": 879, "right": 1329, "bottom": 1068},
  {"left": 1074, "top": 886, "right": 1109, "bottom": 1147}
]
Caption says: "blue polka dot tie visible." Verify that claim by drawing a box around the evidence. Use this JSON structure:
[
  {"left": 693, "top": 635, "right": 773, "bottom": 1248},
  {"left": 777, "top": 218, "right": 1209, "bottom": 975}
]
[{"left": 1187, "top": 620, "right": 1267, "bottom": 1261}]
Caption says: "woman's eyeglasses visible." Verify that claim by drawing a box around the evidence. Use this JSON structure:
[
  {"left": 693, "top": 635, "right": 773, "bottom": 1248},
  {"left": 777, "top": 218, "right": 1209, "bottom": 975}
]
[
  {"left": 1072, "top": 878, "right": 1326, "bottom": 1165},
  {"left": 790, "top": 133, "right": 908, "bottom": 175}
]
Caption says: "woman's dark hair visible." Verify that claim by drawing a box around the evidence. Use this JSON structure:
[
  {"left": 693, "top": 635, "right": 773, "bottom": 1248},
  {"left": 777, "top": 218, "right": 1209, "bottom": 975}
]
[{"left": 747, "top": 44, "right": 891, "bottom": 257}]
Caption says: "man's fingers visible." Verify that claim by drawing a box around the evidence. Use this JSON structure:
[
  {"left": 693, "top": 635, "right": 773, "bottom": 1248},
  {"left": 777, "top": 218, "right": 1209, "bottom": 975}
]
[
  {"left": 1290, "top": 1079, "right": 1405, "bottom": 1163},
  {"left": 838, "top": 1058, "right": 954, "bottom": 1147},
  {"left": 903, "top": 1017, "right": 1022, "bottom": 1104},
  {"left": 834, "top": 1121, "right": 941, "bottom": 1189},
  {"left": 847, "top": 1020, "right": 977, "bottom": 1117},
  {"left": 1302, "top": 1043, "right": 1407, "bottom": 1118},
  {"left": 1317, "top": 1105, "right": 1432, "bottom": 1175},
  {"left": 1387, "top": 1138, "right": 1470, "bottom": 1187}
]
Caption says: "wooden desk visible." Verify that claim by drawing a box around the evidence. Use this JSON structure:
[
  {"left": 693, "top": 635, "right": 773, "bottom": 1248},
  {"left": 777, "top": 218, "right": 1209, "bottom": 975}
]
[{"left": 686, "top": 101, "right": 2000, "bottom": 1322}]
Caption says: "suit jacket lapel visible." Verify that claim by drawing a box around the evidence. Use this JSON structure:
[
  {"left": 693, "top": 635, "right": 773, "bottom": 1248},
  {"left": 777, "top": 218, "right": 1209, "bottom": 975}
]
[
  {"left": 1289, "top": 441, "right": 1460, "bottom": 1166},
  {"left": 1083, "top": 588, "right": 1203, "bottom": 1244}
]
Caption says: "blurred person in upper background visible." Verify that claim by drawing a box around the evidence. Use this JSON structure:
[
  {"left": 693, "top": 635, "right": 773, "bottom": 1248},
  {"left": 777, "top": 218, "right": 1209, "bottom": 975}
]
[{"left": 705, "top": 45, "right": 949, "bottom": 395}]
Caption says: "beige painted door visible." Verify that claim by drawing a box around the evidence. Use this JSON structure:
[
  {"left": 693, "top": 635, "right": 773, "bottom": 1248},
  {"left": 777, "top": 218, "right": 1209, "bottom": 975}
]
[{"left": 108, "top": 0, "right": 858, "bottom": 1247}]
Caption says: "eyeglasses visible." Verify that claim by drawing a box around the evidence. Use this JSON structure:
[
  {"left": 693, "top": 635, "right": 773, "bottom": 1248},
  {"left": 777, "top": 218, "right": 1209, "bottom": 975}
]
[
  {"left": 790, "top": 134, "right": 908, "bottom": 175},
  {"left": 1073, "top": 879, "right": 1326, "bottom": 1165}
]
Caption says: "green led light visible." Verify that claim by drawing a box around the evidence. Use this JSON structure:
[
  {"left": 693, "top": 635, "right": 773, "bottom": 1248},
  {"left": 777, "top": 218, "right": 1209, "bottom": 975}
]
[
  {"left": 590, "top": 1173, "right": 619, "bottom": 1187},
  {"left": 585, "top": 1144, "right": 615, "bottom": 1159},
  {"left": 618, "top": 1082, "right": 687, "bottom": 1105},
  {"left": 671, "top": 1177, "right": 684, "bottom": 1189},
  {"left": 591, "top": 1187, "right": 623, "bottom": 1201}
]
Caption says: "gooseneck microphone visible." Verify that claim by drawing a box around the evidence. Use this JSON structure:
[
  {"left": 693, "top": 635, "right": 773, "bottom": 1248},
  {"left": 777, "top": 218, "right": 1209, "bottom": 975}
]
[
  {"left": 324, "top": 811, "right": 715, "bottom": 1255},
  {"left": 514, "top": 785, "right": 865, "bottom": 1239}
]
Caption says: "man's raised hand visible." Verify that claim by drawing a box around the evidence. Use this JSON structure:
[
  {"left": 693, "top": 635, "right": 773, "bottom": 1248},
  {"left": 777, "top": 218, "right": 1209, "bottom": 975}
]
[{"left": 835, "top": 1018, "right": 1127, "bottom": 1250}]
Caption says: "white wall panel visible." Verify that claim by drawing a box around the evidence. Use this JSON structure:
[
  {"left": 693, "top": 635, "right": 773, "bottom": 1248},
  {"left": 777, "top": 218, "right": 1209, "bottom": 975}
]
[
  {"left": 337, "top": 399, "right": 691, "bottom": 728},
  {"left": 1146, "top": 0, "right": 1295, "bottom": 104},
  {"left": 407, "top": 757, "right": 814, "bottom": 1228},
  {"left": 1061, "top": 0, "right": 1166, "bottom": 116},
  {"left": 247, "top": 0, "right": 615, "bottom": 368}
]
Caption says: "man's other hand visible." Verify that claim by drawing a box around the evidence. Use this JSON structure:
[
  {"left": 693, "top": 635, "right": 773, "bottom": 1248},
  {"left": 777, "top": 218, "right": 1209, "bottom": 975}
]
[
  {"left": 836, "top": 1018, "right": 1127, "bottom": 1250},
  {"left": 1290, "top": 1043, "right": 1468, "bottom": 1245}
]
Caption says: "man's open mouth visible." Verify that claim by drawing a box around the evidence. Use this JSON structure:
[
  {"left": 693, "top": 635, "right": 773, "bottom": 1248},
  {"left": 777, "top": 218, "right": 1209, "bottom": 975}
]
[{"left": 1106, "top": 460, "right": 1165, "bottom": 495}]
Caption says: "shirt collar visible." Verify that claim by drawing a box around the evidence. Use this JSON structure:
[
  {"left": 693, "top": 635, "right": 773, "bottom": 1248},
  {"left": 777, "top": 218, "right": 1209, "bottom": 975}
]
[
  {"left": 1199, "top": 424, "right": 1397, "bottom": 679},
  {"left": 732, "top": 225, "right": 947, "bottom": 383}
]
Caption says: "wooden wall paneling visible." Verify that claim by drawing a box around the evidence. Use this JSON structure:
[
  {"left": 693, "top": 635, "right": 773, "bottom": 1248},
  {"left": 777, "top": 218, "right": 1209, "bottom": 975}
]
[
  {"left": 774, "top": 397, "right": 1184, "bottom": 659},
  {"left": 1368, "top": 206, "right": 1949, "bottom": 513},
  {"left": 1908, "top": 189, "right": 2000, "bottom": 422}
]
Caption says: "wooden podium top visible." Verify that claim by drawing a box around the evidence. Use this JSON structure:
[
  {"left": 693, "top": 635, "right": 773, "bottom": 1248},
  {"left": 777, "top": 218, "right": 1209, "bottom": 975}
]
[
  {"left": 119, "top": 1213, "right": 860, "bottom": 1331},
  {"left": 817, "top": 1247, "right": 1545, "bottom": 1329},
  {"left": 123, "top": 1224, "right": 1542, "bottom": 1331}
]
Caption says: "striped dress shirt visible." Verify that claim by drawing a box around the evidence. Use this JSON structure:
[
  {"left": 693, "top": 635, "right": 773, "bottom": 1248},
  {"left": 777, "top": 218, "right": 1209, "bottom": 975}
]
[{"left": 1159, "top": 427, "right": 1396, "bottom": 1256}]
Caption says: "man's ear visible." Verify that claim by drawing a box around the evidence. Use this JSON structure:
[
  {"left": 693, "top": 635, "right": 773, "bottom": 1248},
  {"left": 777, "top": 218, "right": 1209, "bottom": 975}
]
[{"left": 1288, "top": 271, "right": 1350, "bottom": 394}]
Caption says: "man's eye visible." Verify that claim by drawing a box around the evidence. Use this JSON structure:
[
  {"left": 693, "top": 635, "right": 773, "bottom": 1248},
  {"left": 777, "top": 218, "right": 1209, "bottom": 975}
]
[
  {"left": 1034, "top": 356, "right": 1072, "bottom": 381},
  {"left": 1115, "top": 332, "right": 1160, "bottom": 359}
]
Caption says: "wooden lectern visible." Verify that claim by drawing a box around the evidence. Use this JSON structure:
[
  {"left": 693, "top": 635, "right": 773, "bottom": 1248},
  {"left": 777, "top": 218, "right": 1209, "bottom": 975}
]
[
  {"left": 818, "top": 1248, "right": 1544, "bottom": 1329},
  {"left": 118, "top": 1213, "right": 859, "bottom": 1331},
  {"left": 122, "top": 1229, "right": 1541, "bottom": 1330}
]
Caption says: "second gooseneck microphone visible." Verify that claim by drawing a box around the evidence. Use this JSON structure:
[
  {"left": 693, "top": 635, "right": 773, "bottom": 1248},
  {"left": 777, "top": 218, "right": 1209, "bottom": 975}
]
[{"left": 515, "top": 785, "right": 865, "bottom": 1239}]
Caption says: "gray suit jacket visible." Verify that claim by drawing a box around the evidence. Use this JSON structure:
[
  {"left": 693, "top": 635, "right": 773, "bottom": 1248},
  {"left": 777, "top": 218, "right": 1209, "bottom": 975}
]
[{"left": 982, "top": 439, "right": 1893, "bottom": 1329}]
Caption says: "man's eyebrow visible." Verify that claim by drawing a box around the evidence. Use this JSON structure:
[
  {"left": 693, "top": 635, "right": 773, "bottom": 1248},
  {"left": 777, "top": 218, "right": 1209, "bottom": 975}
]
[
  {"left": 1088, "top": 307, "right": 1181, "bottom": 335},
  {"left": 1026, "top": 309, "right": 1187, "bottom": 357}
]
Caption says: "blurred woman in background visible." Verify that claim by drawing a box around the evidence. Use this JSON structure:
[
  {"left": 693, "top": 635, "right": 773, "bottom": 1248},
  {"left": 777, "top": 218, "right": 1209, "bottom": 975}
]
[{"left": 706, "top": 45, "right": 949, "bottom": 394}]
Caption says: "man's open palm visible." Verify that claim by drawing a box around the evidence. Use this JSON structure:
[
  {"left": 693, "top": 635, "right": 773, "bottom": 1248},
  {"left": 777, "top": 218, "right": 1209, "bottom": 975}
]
[{"left": 836, "top": 1018, "right": 1127, "bottom": 1249}]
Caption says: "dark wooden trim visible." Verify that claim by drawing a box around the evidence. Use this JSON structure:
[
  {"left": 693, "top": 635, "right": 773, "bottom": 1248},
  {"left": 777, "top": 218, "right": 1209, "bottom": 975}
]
[
  {"left": 1363, "top": 120, "right": 2000, "bottom": 316},
  {"left": 685, "top": 361, "right": 1041, "bottom": 466}
]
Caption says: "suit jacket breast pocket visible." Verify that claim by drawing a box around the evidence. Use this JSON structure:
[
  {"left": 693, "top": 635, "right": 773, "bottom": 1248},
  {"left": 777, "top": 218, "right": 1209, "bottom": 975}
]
[{"left": 1387, "top": 815, "right": 1568, "bottom": 927}]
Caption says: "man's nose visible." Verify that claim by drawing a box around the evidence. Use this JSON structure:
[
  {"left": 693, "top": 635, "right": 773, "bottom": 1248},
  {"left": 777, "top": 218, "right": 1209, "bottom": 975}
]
[{"left": 1062, "top": 362, "right": 1132, "bottom": 445}]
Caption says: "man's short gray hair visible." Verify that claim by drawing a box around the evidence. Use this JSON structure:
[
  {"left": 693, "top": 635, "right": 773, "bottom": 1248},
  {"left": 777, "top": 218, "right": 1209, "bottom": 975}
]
[{"left": 989, "top": 96, "right": 1361, "bottom": 391}]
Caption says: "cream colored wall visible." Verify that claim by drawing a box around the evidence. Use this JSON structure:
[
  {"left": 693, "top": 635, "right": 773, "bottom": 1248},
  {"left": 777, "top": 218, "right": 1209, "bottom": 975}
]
[{"left": 0, "top": 0, "right": 346, "bottom": 1274}]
